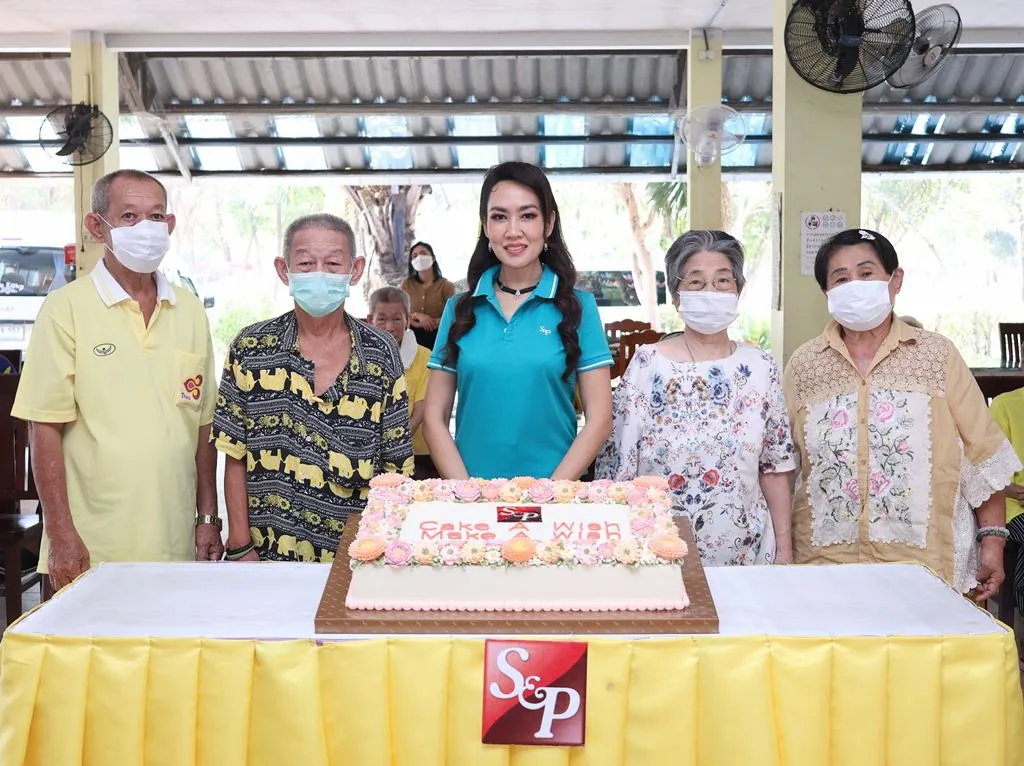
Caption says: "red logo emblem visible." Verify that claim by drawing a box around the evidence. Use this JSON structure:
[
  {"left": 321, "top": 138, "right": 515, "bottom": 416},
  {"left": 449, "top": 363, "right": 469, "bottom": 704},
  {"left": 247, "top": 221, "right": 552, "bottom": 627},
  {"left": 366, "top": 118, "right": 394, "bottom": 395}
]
[
  {"left": 496, "top": 505, "right": 543, "bottom": 523},
  {"left": 482, "top": 639, "right": 588, "bottom": 746},
  {"left": 182, "top": 374, "right": 203, "bottom": 401}
]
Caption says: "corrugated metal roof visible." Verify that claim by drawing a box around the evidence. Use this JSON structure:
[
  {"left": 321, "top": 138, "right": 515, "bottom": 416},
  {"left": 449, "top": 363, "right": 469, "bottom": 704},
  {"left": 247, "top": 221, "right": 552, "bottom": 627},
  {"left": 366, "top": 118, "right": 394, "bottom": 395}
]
[{"left": 0, "top": 51, "right": 1023, "bottom": 175}]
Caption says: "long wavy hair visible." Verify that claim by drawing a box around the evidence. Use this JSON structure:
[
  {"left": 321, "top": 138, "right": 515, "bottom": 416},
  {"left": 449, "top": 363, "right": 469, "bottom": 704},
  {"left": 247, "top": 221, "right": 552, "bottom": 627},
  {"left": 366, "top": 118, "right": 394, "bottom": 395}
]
[{"left": 442, "top": 162, "right": 581, "bottom": 380}]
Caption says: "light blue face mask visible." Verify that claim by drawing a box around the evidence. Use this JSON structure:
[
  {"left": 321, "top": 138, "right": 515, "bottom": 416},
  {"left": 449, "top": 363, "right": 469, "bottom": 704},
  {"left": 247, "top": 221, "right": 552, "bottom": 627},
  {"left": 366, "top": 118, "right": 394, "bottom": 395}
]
[{"left": 288, "top": 271, "right": 352, "bottom": 317}]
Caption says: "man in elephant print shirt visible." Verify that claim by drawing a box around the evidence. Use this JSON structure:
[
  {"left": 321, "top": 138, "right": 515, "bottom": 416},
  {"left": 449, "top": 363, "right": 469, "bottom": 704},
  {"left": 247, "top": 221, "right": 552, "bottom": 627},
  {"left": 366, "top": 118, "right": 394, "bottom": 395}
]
[{"left": 211, "top": 214, "right": 413, "bottom": 563}]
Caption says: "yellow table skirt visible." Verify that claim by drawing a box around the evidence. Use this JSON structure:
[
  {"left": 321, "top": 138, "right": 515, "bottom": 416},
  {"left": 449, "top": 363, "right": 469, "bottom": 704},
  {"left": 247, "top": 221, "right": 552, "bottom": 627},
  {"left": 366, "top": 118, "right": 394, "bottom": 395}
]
[{"left": 0, "top": 632, "right": 1021, "bottom": 766}]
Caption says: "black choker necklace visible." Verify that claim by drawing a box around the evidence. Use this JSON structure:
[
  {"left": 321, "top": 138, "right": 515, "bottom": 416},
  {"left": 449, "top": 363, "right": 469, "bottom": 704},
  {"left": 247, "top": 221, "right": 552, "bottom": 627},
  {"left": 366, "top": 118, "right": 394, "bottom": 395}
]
[{"left": 496, "top": 277, "right": 539, "bottom": 297}]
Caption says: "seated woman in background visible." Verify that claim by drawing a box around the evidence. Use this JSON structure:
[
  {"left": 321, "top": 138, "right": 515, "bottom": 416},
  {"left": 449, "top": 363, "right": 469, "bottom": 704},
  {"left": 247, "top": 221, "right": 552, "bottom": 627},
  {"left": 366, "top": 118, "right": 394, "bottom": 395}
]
[
  {"left": 784, "top": 228, "right": 1021, "bottom": 602},
  {"left": 367, "top": 287, "right": 437, "bottom": 480},
  {"left": 400, "top": 241, "right": 456, "bottom": 350},
  {"left": 989, "top": 388, "right": 1024, "bottom": 615},
  {"left": 422, "top": 161, "right": 613, "bottom": 480},
  {"left": 596, "top": 230, "right": 796, "bottom": 565}
]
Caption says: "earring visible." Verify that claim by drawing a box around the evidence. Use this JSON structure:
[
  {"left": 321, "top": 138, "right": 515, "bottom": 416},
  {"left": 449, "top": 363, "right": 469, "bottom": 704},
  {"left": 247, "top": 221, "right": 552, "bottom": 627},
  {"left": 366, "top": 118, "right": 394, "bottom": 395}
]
[
  {"left": 487, "top": 243, "right": 492, "bottom": 253},
  {"left": 543, "top": 242, "right": 549, "bottom": 253}
]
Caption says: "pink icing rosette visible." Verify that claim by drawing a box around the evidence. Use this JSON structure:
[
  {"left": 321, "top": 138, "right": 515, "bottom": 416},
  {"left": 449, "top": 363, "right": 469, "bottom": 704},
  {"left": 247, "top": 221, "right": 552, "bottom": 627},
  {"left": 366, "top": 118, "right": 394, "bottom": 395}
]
[
  {"left": 528, "top": 479, "right": 556, "bottom": 503},
  {"left": 411, "top": 482, "right": 436, "bottom": 502},
  {"left": 574, "top": 484, "right": 590, "bottom": 501},
  {"left": 633, "top": 475, "right": 670, "bottom": 490},
  {"left": 625, "top": 488, "right": 648, "bottom": 506},
  {"left": 586, "top": 484, "right": 608, "bottom": 503},
  {"left": 384, "top": 540, "right": 414, "bottom": 566},
  {"left": 453, "top": 481, "right": 482, "bottom": 502},
  {"left": 630, "top": 513, "right": 655, "bottom": 535},
  {"left": 374, "top": 487, "right": 412, "bottom": 505},
  {"left": 649, "top": 532, "right": 688, "bottom": 561},
  {"left": 597, "top": 540, "right": 618, "bottom": 561},
  {"left": 480, "top": 481, "right": 503, "bottom": 501},
  {"left": 433, "top": 482, "right": 457, "bottom": 502},
  {"left": 573, "top": 541, "right": 600, "bottom": 566},
  {"left": 361, "top": 508, "right": 386, "bottom": 525},
  {"left": 440, "top": 541, "right": 465, "bottom": 565}
]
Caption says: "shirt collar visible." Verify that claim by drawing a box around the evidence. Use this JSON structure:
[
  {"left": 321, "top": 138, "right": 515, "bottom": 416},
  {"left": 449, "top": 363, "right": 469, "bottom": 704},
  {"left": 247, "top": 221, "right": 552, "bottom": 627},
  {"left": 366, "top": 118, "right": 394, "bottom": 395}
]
[
  {"left": 815, "top": 313, "right": 919, "bottom": 354},
  {"left": 284, "top": 310, "right": 365, "bottom": 375},
  {"left": 472, "top": 264, "right": 559, "bottom": 300},
  {"left": 90, "top": 258, "right": 177, "bottom": 308}
]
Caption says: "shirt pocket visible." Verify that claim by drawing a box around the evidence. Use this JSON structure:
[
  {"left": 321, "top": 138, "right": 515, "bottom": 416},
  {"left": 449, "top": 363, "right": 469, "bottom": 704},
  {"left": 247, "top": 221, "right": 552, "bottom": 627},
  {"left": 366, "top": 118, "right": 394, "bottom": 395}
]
[{"left": 173, "top": 350, "right": 207, "bottom": 411}]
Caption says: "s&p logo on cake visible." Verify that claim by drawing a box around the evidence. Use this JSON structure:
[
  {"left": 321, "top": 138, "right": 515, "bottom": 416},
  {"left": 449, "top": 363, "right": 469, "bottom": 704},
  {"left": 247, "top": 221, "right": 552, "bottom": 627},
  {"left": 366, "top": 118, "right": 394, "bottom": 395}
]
[
  {"left": 482, "top": 639, "right": 588, "bottom": 746},
  {"left": 496, "top": 505, "right": 543, "bottom": 523}
]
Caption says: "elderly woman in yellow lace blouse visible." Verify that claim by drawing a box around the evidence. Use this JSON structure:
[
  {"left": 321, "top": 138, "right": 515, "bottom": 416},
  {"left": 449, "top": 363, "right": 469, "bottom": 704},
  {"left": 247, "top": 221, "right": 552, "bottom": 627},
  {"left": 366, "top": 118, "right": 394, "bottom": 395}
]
[{"left": 783, "top": 228, "right": 1021, "bottom": 602}]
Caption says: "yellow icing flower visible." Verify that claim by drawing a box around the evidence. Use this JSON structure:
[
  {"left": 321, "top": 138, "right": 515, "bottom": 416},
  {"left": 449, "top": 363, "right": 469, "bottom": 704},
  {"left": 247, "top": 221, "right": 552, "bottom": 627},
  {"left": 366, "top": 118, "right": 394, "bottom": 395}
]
[{"left": 349, "top": 536, "right": 386, "bottom": 562}]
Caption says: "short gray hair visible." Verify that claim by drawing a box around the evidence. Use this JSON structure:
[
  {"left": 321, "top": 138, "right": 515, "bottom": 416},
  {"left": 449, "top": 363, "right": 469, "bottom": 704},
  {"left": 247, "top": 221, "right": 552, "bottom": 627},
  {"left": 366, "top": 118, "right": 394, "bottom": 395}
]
[
  {"left": 664, "top": 229, "right": 746, "bottom": 293},
  {"left": 369, "top": 286, "right": 411, "bottom": 317},
  {"left": 283, "top": 214, "right": 358, "bottom": 263},
  {"left": 91, "top": 169, "right": 167, "bottom": 216}
]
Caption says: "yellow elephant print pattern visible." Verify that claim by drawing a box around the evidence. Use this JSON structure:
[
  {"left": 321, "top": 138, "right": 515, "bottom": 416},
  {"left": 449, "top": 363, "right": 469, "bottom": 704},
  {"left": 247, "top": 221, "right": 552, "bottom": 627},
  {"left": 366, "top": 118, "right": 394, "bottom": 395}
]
[{"left": 212, "top": 311, "right": 414, "bottom": 562}]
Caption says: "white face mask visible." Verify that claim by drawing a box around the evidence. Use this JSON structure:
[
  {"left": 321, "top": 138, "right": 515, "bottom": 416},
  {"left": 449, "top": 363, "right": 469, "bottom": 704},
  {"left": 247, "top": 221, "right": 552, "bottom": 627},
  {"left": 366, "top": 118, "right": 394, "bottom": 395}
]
[
  {"left": 411, "top": 254, "right": 434, "bottom": 272},
  {"left": 677, "top": 291, "right": 739, "bottom": 334},
  {"left": 826, "top": 279, "right": 893, "bottom": 332},
  {"left": 105, "top": 219, "right": 170, "bottom": 274}
]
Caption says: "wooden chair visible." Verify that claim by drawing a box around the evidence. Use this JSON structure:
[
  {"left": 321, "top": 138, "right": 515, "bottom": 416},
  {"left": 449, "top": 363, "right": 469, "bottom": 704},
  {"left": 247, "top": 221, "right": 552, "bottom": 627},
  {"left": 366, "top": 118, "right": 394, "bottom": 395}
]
[
  {"left": 0, "top": 375, "right": 42, "bottom": 625},
  {"left": 999, "top": 323, "right": 1024, "bottom": 369},
  {"left": 605, "top": 319, "right": 651, "bottom": 346},
  {"left": 616, "top": 328, "right": 664, "bottom": 378}
]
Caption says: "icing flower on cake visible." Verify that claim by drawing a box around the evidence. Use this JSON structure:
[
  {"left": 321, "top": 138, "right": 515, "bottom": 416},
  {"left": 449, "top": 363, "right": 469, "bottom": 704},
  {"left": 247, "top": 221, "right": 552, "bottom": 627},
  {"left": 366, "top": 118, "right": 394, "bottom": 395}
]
[
  {"left": 630, "top": 513, "right": 655, "bottom": 535},
  {"left": 574, "top": 541, "right": 600, "bottom": 566},
  {"left": 440, "top": 541, "right": 465, "bottom": 565},
  {"left": 484, "top": 545, "right": 503, "bottom": 565},
  {"left": 649, "top": 532, "right": 688, "bottom": 561},
  {"left": 501, "top": 535, "right": 537, "bottom": 564},
  {"left": 614, "top": 540, "right": 643, "bottom": 565},
  {"left": 374, "top": 487, "right": 411, "bottom": 505},
  {"left": 413, "top": 542, "right": 438, "bottom": 565},
  {"left": 528, "top": 479, "right": 556, "bottom": 503},
  {"left": 499, "top": 483, "right": 524, "bottom": 503},
  {"left": 626, "top": 488, "right": 648, "bottom": 506},
  {"left": 461, "top": 541, "right": 486, "bottom": 564},
  {"left": 574, "top": 484, "right": 590, "bottom": 501},
  {"left": 453, "top": 481, "right": 482, "bottom": 502},
  {"left": 634, "top": 475, "right": 670, "bottom": 490},
  {"left": 384, "top": 540, "right": 414, "bottom": 566},
  {"left": 536, "top": 541, "right": 564, "bottom": 565},
  {"left": 480, "top": 481, "right": 503, "bottom": 501},
  {"left": 369, "top": 473, "right": 408, "bottom": 489},
  {"left": 597, "top": 540, "right": 618, "bottom": 561},
  {"left": 434, "top": 483, "right": 457, "bottom": 502},
  {"left": 361, "top": 508, "right": 386, "bottom": 525},
  {"left": 553, "top": 480, "right": 578, "bottom": 503},
  {"left": 350, "top": 536, "right": 386, "bottom": 562},
  {"left": 411, "top": 482, "right": 436, "bottom": 502},
  {"left": 607, "top": 482, "right": 631, "bottom": 503},
  {"left": 511, "top": 476, "right": 535, "bottom": 489}
]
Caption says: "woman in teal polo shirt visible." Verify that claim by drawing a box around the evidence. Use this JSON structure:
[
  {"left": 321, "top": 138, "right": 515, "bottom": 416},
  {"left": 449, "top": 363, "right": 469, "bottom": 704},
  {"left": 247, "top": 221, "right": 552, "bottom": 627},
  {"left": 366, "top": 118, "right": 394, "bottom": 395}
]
[{"left": 422, "top": 161, "right": 613, "bottom": 480}]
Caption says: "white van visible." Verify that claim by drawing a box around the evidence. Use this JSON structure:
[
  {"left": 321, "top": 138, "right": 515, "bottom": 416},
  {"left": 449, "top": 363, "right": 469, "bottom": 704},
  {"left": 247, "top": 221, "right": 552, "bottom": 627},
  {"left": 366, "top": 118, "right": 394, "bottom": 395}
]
[{"left": 0, "top": 211, "right": 76, "bottom": 353}]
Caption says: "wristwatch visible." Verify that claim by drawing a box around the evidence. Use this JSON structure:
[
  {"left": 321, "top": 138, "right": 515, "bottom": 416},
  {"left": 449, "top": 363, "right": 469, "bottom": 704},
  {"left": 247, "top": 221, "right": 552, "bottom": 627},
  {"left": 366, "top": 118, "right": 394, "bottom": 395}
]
[{"left": 195, "top": 514, "right": 223, "bottom": 530}]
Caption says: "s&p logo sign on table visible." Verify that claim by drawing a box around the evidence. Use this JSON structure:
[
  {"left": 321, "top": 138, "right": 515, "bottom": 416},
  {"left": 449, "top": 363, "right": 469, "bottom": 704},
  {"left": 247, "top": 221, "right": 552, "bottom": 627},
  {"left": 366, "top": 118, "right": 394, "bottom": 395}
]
[{"left": 482, "top": 639, "right": 588, "bottom": 746}]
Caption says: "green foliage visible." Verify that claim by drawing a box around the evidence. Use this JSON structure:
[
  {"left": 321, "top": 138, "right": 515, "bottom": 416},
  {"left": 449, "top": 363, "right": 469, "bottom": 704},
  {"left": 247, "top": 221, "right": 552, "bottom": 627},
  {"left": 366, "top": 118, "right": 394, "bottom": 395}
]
[
  {"left": 933, "top": 310, "right": 998, "bottom": 366},
  {"left": 985, "top": 229, "right": 1017, "bottom": 261},
  {"left": 211, "top": 297, "right": 275, "bottom": 353},
  {"left": 735, "top": 315, "right": 772, "bottom": 350},
  {"left": 647, "top": 181, "right": 687, "bottom": 245}
]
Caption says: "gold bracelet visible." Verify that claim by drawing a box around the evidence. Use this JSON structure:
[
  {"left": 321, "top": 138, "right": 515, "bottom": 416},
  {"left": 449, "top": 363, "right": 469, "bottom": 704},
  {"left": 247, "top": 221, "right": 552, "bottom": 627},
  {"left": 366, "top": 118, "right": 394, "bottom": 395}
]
[{"left": 195, "top": 514, "right": 223, "bottom": 530}]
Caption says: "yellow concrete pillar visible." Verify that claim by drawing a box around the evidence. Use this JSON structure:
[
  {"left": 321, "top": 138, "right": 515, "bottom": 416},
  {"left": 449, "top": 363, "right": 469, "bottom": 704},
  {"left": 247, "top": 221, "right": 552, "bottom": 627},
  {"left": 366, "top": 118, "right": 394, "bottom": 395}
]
[
  {"left": 770, "top": 0, "right": 862, "bottom": 366},
  {"left": 70, "top": 31, "right": 120, "bottom": 275},
  {"left": 686, "top": 28, "right": 723, "bottom": 231}
]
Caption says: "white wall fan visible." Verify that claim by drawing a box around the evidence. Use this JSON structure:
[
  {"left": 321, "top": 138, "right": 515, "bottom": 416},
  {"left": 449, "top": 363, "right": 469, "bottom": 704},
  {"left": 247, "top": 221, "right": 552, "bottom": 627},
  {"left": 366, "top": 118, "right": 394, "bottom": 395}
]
[{"left": 676, "top": 104, "right": 748, "bottom": 167}]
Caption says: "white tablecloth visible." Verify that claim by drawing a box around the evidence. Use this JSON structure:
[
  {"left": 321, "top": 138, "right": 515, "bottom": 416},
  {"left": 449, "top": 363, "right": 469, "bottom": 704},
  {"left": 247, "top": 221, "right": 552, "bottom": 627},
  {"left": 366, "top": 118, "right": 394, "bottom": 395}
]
[{"left": 9, "top": 560, "right": 1005, "bottom": 640}]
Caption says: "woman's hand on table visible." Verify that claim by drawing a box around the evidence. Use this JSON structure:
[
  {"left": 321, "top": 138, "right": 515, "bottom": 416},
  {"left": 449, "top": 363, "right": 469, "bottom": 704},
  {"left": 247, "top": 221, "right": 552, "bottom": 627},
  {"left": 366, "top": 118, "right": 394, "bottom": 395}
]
[
  {"left": 973, "top": 537, "right": 1007, "bottom": 603},
  {"left": 773, "top": 544, "right": 793, "bottom": 565},
  {"left": 47, "top": 530, "right": 90, "bottom": 590}
]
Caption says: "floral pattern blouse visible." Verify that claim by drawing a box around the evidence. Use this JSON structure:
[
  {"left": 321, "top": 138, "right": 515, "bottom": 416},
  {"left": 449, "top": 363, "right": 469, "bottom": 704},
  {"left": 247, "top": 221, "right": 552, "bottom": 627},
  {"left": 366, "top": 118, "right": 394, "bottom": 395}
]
[
  {"left": 783, "top": 317, "right": 1021, "bottom": 591},
  {"left": 595, "top": 343, "right": 796, "bottom": 565}
]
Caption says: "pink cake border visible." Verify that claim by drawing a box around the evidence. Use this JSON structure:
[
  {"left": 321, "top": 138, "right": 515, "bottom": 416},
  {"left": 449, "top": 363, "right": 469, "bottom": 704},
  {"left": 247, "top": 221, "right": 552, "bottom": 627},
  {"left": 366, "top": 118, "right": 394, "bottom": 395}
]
[{"left": 347, "top": 476, "right": 689, "bottom": 570}]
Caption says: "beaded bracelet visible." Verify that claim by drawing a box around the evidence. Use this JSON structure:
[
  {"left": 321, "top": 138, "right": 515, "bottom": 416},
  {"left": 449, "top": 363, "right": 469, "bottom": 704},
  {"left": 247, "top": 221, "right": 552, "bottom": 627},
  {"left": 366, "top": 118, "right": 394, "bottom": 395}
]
[
  {"left": 225, "top": 542, "right": 256, "bottom": 561},
  {"left": 976, "top": 526, "right": 1010, "bottom": 542}
]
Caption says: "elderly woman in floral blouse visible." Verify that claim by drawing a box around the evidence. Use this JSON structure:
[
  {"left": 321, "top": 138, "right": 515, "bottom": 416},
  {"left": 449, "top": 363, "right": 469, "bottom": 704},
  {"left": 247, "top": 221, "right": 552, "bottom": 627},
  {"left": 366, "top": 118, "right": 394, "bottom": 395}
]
[
  {"left": 596, "top": 230, "right": 796, "bottom": 566},
  {"left": 784, "top": 228, "right": 1021, "bottom": 601}
]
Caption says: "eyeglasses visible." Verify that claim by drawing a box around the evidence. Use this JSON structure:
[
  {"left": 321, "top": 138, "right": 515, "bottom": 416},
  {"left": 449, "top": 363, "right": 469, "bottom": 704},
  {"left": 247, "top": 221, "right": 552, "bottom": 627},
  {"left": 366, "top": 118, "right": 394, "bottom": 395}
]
[{"left": 677, "top": 276, "right": 737, "bottom": 292}]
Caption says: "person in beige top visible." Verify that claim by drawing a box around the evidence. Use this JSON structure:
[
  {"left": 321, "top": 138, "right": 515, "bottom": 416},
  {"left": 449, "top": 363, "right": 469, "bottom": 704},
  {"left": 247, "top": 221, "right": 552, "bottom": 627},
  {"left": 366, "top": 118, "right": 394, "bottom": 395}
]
[
  {"left": 400, "top": 241, "right": 456, "bottom": 350},
  {"left": 783, "top": 228, "right": 1020, "bottom": 602}
]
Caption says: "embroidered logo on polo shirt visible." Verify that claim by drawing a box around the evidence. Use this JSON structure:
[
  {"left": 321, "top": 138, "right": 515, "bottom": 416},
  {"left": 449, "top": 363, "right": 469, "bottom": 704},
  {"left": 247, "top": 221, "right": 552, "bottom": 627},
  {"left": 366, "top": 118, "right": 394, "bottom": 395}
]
[
  {"left": 538, "top": 326, "right": 551, "bottom": 335},
  {"left": 181, "top": 374, "right": 204, "bottom": 401},
  {"left": 93, "top": 343, "right": 116, "bottom": 357}
]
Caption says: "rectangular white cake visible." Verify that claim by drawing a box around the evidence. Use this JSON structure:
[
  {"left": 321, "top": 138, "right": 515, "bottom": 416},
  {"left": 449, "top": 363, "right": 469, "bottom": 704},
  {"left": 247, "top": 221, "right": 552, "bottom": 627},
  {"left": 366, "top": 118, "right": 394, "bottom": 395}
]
[{"left": 344, "top": 477, "right": 690, "bottom": 612}]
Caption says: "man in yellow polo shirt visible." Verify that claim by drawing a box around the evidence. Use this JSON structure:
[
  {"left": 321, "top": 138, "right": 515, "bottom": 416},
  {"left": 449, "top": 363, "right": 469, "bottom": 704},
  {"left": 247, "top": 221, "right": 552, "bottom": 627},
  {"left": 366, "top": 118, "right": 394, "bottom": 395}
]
[
  {"left": 991, "top": 387, "right": 1024, "bottom": 617},
  {"left": 13, "top": 169, "right": 222, "bottom": 591}
]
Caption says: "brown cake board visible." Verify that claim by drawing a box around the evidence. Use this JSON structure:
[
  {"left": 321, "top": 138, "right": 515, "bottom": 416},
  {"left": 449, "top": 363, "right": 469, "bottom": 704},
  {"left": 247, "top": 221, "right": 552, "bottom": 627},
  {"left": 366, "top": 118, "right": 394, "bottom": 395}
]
[{"left": 315, "top": 517, "right": 718, "bottom": 635}]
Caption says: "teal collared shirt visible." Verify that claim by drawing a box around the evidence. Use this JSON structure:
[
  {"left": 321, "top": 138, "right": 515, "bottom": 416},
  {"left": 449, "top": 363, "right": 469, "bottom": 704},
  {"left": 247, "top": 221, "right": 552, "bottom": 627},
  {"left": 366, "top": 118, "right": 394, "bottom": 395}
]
[{"left": 428, "top": 264, "right": 612, "bottom": 479}]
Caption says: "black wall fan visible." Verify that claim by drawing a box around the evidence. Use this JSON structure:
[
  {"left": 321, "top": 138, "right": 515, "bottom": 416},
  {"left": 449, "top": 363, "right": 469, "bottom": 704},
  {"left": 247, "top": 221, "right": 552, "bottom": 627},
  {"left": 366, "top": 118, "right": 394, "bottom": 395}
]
[
  {"left": 785, "top": 0, "right": 917, "bottom": 94},
  {"left": 887, "top": 4, "right": 962, "bottom": 88},
  {"left": 40, "top": 103, "right": 114, "bottom": 166}
]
